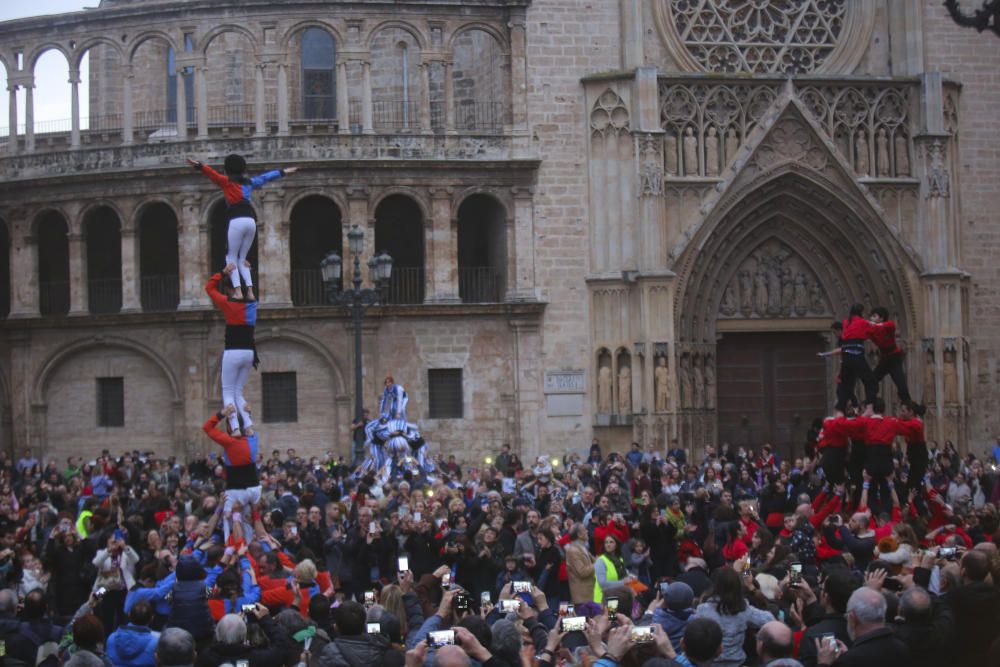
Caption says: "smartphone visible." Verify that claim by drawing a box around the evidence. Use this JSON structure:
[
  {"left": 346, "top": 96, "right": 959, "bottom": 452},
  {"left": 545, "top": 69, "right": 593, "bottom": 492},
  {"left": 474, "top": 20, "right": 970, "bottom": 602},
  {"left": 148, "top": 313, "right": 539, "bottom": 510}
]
[
  {"left": 290, "top": 525, "right": 298, "bottom": 536},
  {"left": 442, "top": 572, "right": 452, "bottom": 587},
  {"left": 821, "top": 633, "right": 839, "bottom": 655},
  {"left": 558, "top": 602, "right": 569, "bottom": 617},
  {"left": 369, "top": 521, "right": 378, "bottom": 534},
  {"left": 398, "top": 556, "right": 409, "bottom": 572},
  {"left": 113, "top": 528, "right": 125, "bottom": 541},
  {"left": 561, "top": 616, "right": 586, "bottom": 632},
  {"left": 364, "top": 591, "right": 375, "bottom": 607},
  {"left": 413, "top": 511, "right": 422, "bottom": 522},
  {"left": 659, "top": 581, "right": 670, "bottom": 596},
  {"left": 367, "top": 622, "right": 382, "bottom": 635},
  {"left": 566, "top": 603, "right": 575, "bottom": 616},
  {"left": 513, "top": 580, "right": 532, "bottom": 594},
  {"left": 606, "top": 597, "right": 619, "bottom": 619},
  {"left": 236, "top": 661, "right": 249, "bottom": 667},
  {"left": 790, "top": 562, "right": 803, "bottom": 585},
  {"left": 429, "top": 630, "right": 455, "bottom": 647},
  {"left": 241, "top": 603, "right": 257, "bottom": 614},
  {"left": 631, "top": 626, "right": 654, "bottom": 643},
  {"left": 498, "top": 599, "right": 520, "bottom": 612},
  {"left": 455, "top": 593, "right": 471, "bottom": 611},
  {"left": 94, "top": 587, "right": 108, "bottom": 599},
  {"left": 940, "top": 546, "right": 958, "bottom": 559}
]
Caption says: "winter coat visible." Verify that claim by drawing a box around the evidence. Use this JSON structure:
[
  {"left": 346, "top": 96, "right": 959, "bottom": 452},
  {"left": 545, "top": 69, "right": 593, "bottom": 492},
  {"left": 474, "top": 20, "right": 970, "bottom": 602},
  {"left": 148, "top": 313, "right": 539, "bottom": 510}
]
[
  {"left": 565, "top": 540, "right": 595, "bottom": 604},
  {"left": 105, "top": 623, "right": 159, "bottom": 667},
  {"left": 195, "top": 616, "right": 289, "bottom": 667},
  {"left": 315, "top": 633, "right": 402, "bottom": 667},
  {"left": 651, "top": 607, "right": 693, "bottom": 652}
]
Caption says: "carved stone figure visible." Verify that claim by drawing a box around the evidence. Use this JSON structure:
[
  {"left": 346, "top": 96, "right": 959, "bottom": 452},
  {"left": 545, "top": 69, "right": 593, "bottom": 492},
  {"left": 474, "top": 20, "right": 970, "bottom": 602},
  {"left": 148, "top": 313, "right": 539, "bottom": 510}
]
[
  {"left": 739, "top": 270, "right": 753, "bottom": 314},
  {"left": 766, "top": 264, "right": 782, "bottom": 315},
  {"left": 683, "top": 126, "right": 698, "bottom": 175},
  {"left": 725, "top": 128, "right": 739, "bottom": 166},
  {"left": 692, "top": 355, "right": 705, "bottom": 409},
  {"left": 810, "top": 282, "right": 826, "bottom": 314},
  {"left": 855, "top": 130, "right": 870, "bottom": 176},
  {"left": 705, "top": 126, "right": 720, "bottom": 176},
  {"left": 754, "top": 270, "right": 768, "bottom": 316},
  {"left": 680, "top": 355, "right": 693, "bottom": 409},
  {"left": 720, "top": 285, "right": 738, "bottom": 316},
  {"left": 617, "top": 365, "right": 632, "bottom": 414},
  {"left": 780, "top": 269, "right": 794, "bottom": 314},
  {"left": 924, "top": 348, "right": 936, "bottom": 404},
  {"left": 793, "top": 273, "right": 809, "bottom": 315},
  {"left": 704, "top": 356, "right": 716, "bottom": 409},
  {"left": 943, "top": 349, "right": 958, "bottom": 404},
  {"left": 597, "top": 365, "right": 613, "bottom": 413},
  {"left": 654, "top": 356, "right": 670, "bottom": 412},
  {"left": 876, "top": 127, "right": 890, "bottom": 177},
  {"left": 895, "top": 133, "right": 910, "bottom": 175},
  {"left": 664, "top": 132, "right": 679, "bottom": 175}
]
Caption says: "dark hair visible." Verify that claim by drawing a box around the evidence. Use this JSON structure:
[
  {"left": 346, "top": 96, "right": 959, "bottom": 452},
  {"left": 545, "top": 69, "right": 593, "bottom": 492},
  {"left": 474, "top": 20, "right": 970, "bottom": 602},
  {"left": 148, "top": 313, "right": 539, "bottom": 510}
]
[
  {"left": 683, "top": 618, "right": 723, "bottom": 662},
  {"left": 872, "top": 306, "right": 889, "bottom": 320},
  {"left": 457, "top": 615, "right": 492, "bottom": 653},
  {"left": 902, "top": 400, "right": 927, "bottom": 417},
  {"left": 73, "top": 613, "right": 106, "bottom": 651},
  {"left": 848, "top": 303, "right": 865, "bottom": 318},
  {"left": 129, "top": 600, "right": 154, "bottom": 627},
  {"left": 706, "top": 567, "right": 747, "bottom": 616},
  {"left": 872, "top": 397, "right": 885, "bottom": 414},
  {"left": 823, "top": 567, "right": 859, "bottom": 614},
  {"left": 224, "top": 153, "right": 247, "bottom": 175},
  {"left": 22, "top": 589, "right": 47, "bottom": 620},
  {"left": 961, "top": 549, "right": 990, "bottom": 582},
  {"left": 334, "top": 600, "right": 367, "bottom": 636},
  {"left": 751, "top": 526, "right": 775, "bottom": 559}
]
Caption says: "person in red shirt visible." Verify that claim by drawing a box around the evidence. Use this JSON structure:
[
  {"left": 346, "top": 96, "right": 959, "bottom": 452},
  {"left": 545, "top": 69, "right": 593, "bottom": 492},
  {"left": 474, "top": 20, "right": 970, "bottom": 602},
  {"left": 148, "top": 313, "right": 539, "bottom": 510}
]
[
  {"left": 823, "top": 304, "right": 878, "bottom": 412},
  {"left": 842, "top": 399, "right": 896, "bottom": 514},
  {"left": 894, "top": 400, "right": 927, "bottom": 495},
  {"left": 869, "top": 306, "right": 911, "bottom": 402},
  {"left": 816, "top": 412, "right": 852, "bottom": 485}
]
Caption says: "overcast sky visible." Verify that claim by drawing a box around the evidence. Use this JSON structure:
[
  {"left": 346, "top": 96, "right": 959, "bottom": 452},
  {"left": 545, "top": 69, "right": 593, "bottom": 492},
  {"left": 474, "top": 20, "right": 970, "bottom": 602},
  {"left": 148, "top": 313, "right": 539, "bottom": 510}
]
[{"left": 1, "top": 1, "right": 95, "bottom": 132}]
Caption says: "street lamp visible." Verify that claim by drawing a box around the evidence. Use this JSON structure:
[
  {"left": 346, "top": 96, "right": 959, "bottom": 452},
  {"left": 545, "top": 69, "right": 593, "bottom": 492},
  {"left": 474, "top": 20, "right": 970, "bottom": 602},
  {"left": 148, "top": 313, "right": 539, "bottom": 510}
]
[
  {"left": 320, "top": 224, "right": 393, "bottom": 424},
  {"left": 945, "top": 0, "right": 1000, "bottom": 36}
]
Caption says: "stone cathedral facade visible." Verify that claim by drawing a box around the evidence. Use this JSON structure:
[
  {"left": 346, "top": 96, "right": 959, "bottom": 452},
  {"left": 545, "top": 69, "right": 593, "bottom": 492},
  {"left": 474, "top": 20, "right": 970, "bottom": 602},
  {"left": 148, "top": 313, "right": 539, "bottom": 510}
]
[{"left": 0, "top": 0, "right": 997, "bottom": 465}]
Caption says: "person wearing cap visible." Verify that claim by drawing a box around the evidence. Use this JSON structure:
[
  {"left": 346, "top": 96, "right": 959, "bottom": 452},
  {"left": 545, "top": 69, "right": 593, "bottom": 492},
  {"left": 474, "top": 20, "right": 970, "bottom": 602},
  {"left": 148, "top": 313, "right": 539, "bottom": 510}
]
[
  {"left": 186, "top": 154, "right": 298, "bottom": 301},
  {"left": 652, "top": 581, "right": 695, "bottom": 652}
]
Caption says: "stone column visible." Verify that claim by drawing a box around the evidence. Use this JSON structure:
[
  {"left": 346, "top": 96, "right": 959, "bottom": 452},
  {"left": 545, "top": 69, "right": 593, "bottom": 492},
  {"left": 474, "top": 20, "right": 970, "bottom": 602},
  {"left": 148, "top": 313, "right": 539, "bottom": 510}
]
[
  {"left": 507, "top": 187, "right": 537, "bottom": 301},
  {"left": 337, "top": 61, "right": 349, "bottom": 133},
  {"left": 178, "top": 324, "right": 210, "bottom": 453},
  {"left": 24, "top": 80, "right": 34, "bottom": 152},
  {"left": 277, "top": 63, "right": 290, "bottom": 135},
  {"left": 443, "top": 62, "right": 455, "bottom": 133},
  {"left": 9, "top": 226, "right": 40, "bottom": 318},
  {"left": 178, "top": 196, "right": 208, "bottom": 309},
  {"left": 426, "top": 188, "right": 459, "bottom": 303},
  {"left": 255, "top": 63, "right": 266, "bottom": 136},
  {"left": 122, "top": 69, "right": 134, "bottom": 144},
  {"left": 195, "top": 65, "right": 208, "bottom": 139},
  {"left": 176, "top": 67, "right": 188, "bottom": 139},
  {"left": 509, "top": 319, "right": 542, "bottom": 459},
  {"left": 67, "top": 232, "right": 88, "bottom": 316},
  {"left": 120, "top": 228, "right": 141, "bottom": 312},
  {"left": 7, "top": 331, "right": 32, "bottom": 454},
  {"left": 419, "top": 62, "right": 431, "bottom": 132},
  {"left": 258, "top": 189, "right": 291, "bottom": 307},
  {"left": 69, "top": 68, "right": 81, "bottom": 148},
  {"left": 508, "top": 12, "right": 528, "bottom": 134},
  {"left": 621, "top": 0, "right": 645, "bottom": 70},
  {"left": 361, "top": 61, "right": 374, "bottom": 134},
  {"left": 7, "top": 84, "right": 17, "bottom": 154}
]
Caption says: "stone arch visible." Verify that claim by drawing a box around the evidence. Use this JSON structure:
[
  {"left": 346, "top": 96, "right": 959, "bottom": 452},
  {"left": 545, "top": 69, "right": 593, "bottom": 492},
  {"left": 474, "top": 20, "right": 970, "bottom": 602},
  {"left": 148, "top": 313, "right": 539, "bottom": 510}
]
[
  {"left": 364, "top": 21, "right": 427, "bottom": 50},
  {"left": 370, "top": 187, "right": 431, "bottom": 223},
  {"left": 280, "top": 20, "right": 344, "bottom": 52},
  {"left": 127, "top": 31, "right": 180, "bottom": 64},
  {"left": 199, "top": 25, "right": 261, "bottom": 57},
  {"left": 29, "top": 207, "right": 69, "bottom": 237},
  {"left": 26, "top": 43, "right": 72, "bottom": 71},
  {"left": 253, "top": 328, "right": 349, "bottom": 394},
  {"left": 32, "top": 335, "right": 182, "bottom": 405},
  {"left": 73, "top": 37, "right": 125, "bottom": 71},
  {"left": 447, "top": 22, "right": 510, "bottom": 52},
  {"left": 284, "top": 188, "right": 348, "bottom": 221},
  {"left": 132, "top": 198, "right": 180, "bottom": 229},
  {"left": 80, "top": 200, "right": 128, "bottom": 227},
  {"left": 450, "top": 187, "right": 510, "bottom": 221}
]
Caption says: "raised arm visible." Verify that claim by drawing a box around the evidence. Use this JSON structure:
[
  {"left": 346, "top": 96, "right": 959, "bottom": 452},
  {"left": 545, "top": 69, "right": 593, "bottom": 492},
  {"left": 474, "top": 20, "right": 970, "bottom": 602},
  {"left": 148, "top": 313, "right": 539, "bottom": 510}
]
[
  {"left": 249, "top": 166, "right": 297, "bottom": 189},
  {"left": 187, "top": 159, "right": 230, "bottom": 188}
]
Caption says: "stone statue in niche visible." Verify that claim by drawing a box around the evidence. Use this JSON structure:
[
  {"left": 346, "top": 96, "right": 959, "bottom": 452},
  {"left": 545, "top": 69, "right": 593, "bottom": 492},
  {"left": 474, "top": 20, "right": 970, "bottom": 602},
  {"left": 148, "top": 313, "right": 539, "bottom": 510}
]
[
  {"left": 597, "top": 364, "right": 613, "bottom": 413},
  {"left": 794, "top": 273, "right": 809, "bottom": 315},
  {"left": 943, "top": 348, "right": 958, "bottom": 404},
  {"left": 855, "top": 130, "right": 870, "bottom": 176},
  {"left": 680, "top": 354, "right": 693, "bottom": 409},
  {"left": 692, "top": 355, "right": 705, "bottom": 409},
  {"left": 810, "top": 282, "right": 826, "bottom": 314},
  {"left": 766, "top": 264, "right": 782, "bottom": 315},
  {"left": 876, "top": 128, "right": 890, "bottom": 177},
  {"left": 654, "top": 356, "right": 670, "bottom": 412},
  {"left": 664, "top": 131, "right": 679, "bottom": 176},
  {"left": 739, "top": 270, "right": 753, "bottom": 314},
  {"left": 924, "top": 347, "right": 936, "bottom": 404},
  {"left": 725, "top": 128, "right": 739, "bottom": 166},
  {"left": 705, "top": 126, "right": 720, "bottom": 176},
  {"left": 720, "top": 285, "right": 738, "bottom": 316},
  {"left": 618, "top": 365, "right": 632, "bottom": 414},
  {"left": 780, "top": 269, "right": 795, "bottom": 314},
  {"left": 704, "top": 355, "right": 716, "bottom": 410},
  {"left": 753, "top": 270, "right": 768, "bottom": 315},
  {"left": 683, "top": 126, "right": 698, "bottom": 175},
  {"left": 895, "top": 133, "right": 910, "bottom": 175}
]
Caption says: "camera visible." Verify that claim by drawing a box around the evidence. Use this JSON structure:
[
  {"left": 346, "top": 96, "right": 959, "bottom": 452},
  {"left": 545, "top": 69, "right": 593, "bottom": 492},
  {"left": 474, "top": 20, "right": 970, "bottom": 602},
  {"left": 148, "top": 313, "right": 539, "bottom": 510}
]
[
  {"left": 429, "top": 630, "right": 455, "bottom": 647},
  {"left": 498, "top": 599, "right": 520, "bottom": 613},
  {"left": 939, "top": 546, "right": 958, "bottom": 559},
  {"left": 94, "top": 587, "right": 107, "bottom": 600},
  {"left": 367, "top": 623, "right": 382, "bottom": 635},
  {"left": 364, "top": 591, "right": 375, "bottom": 607},
  {"left": 513, "top": 580, "right": 532, "bottom": 594},
  {"left": 631, "top": 626, "right": 654, "bottom": 643},
  {"left": 455, "top": 593, "right": 471, "bottom": 611},
  {"left": 241, "top": 604, "right": 257, "bottom": 615},
  {"left": 606, "top": 596, "right": 619, "bottom": 620},
  {"left": 561, "top": 616, "right": 585, "bottom": 632},
  {"left": 789, "top": 562, "right": 803, "bottom": 586}
]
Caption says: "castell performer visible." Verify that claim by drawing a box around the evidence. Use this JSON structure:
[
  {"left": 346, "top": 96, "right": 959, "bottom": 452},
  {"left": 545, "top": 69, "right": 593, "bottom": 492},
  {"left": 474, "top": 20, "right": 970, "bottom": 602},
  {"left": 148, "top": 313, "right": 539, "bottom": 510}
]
[
  {"left": 203, "top": 405, "right": 261, "bottom": 540},
  {"left": 894, "top": 400, "right": 927, "bottom": 495},
  {"left": 380, "top": 375, "right": 408, "bottom": 420},
  {"left": 828, "top": 304, "right": 878, "bottom": 412},
  {"left": 815, "top": 410, "right": 852, "bottom": 485},
  {"left": 187, "top": 154, "right": 298, "bottom": 301},
  {"left": 206, "top": 266, "right": 257, "bottom": 436},
  {"left": 869, "top": 306, "right": 911, "bottom": 402}
]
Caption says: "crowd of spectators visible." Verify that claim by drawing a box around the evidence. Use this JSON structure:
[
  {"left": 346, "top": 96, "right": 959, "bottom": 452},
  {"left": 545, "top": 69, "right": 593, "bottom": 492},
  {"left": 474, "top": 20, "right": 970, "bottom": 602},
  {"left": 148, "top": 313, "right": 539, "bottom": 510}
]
[{"left": 0, "top": 430, "right": 999, "bottom": 667}]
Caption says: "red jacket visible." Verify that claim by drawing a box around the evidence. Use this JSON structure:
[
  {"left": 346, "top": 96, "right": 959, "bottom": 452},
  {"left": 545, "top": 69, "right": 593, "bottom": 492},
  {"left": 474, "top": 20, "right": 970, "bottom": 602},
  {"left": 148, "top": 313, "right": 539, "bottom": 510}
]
[
  {"left": 842, "top": 315, "right": 874, "bottom": 341},
  {"left": 206, "top": 273, "right": 257, "bottom": 326},
  {"left": 869, "top": 320, "right": 901, "bottom": 356},
  {"left": 817, "top": 416, "right": 852, "bottom": 450},
  {"left": 893, "top": 417, "right": 925, "bottom": 445},
  {"left": 593, "top": 521, "right": 630, "bottom": 555}
]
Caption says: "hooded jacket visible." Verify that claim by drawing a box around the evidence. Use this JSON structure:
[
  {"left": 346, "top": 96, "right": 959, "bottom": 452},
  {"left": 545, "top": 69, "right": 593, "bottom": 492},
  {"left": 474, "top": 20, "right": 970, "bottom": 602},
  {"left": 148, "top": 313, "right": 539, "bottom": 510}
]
[
  {"left": 165, "top": 556, "right": 215, "bottom": 640},
  {"left": 652, "top": 606, "right": 694, "bottom": 652},
  {"left": 105, "top": 624, "right": 159, "bottom": 667}
]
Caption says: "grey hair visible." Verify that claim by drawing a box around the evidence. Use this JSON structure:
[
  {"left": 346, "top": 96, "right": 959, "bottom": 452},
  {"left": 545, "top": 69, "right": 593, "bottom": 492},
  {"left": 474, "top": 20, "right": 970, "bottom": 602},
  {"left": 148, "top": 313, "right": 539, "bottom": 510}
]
[
  {"left": 156, "top": 627, "right": 196, "bottom": 667},
  {"left": 572, "top": 523, "right": 589, "bottom": 540},
  {"left": 215, "top": 613, "right": 248, "bottom": 646},
  {"left": 490, "top": 619, "right": 523, "bottom": 663},
  {"left": 899, "top": 587, "right": 932, "bottom": 623},
  {"left": 0, "top": 589, "right": 16, "bottom": 614},
  {"left": 275, "top": 608, "right": 309, "bottom": 637},
  {"left": 847, "top": 587, "right": 886, "bottom": 626}
]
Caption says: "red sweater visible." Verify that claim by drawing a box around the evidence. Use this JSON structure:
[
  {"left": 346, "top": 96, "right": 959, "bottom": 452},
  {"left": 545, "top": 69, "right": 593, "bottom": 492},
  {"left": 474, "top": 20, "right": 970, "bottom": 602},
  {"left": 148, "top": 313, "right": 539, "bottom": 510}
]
[
  {"left": 817, "top": 416, "right": 852, "bottom": 450},
  {"left": 843, "top": 415, "right": 896, "bottom": 446},
  {"left": 869, "top": 320, "right": 901, "bottom": 356},
  {"left": 842, "top": 316, "right": 874, "bottom": 341},
  {"left": 894, "top": 417, "right": 925, "bottom": 445},
  {"left": 593, "top": 521, "right": 630, "bottom": 555}
]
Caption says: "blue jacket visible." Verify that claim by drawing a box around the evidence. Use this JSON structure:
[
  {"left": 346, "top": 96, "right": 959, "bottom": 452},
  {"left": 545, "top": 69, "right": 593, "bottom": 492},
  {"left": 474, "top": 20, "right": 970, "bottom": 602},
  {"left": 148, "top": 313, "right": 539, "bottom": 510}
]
[
  {"left": 125, "top": 572, "right": 176, "bottom": 618},
  {"left": 106, "top": 624, "right": 159, "bottom": 667},
  {"left": 166, "top": 579, "right": 215, "bottom": 641},
  {"left": 652, "top": 607, "right": 694, "bottom": 652}
]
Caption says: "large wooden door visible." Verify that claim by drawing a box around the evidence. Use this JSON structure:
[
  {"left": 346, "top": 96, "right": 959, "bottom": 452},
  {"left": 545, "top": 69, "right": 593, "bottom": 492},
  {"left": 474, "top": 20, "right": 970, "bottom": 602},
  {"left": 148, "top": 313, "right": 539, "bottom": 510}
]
[{"left": 716, "top": 332, "right": 827, "bottom": 459}]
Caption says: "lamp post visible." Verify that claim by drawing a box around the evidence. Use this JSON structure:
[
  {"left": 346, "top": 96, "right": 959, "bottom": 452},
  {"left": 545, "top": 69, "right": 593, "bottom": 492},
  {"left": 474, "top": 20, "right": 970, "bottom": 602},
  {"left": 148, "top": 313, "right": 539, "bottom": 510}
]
[
  {"left": 320, "top": 224, "right": 393, "bottom": 424},
  {"left": 945, "top": 0, "right": 1000, "bottom": 36}
]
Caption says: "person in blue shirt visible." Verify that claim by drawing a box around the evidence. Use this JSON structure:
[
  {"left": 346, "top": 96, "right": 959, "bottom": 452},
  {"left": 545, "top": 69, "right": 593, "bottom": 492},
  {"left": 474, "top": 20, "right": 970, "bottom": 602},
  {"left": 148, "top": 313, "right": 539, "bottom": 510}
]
[{"left": 105, "top": 600, "right": 160, "bottom": 667}]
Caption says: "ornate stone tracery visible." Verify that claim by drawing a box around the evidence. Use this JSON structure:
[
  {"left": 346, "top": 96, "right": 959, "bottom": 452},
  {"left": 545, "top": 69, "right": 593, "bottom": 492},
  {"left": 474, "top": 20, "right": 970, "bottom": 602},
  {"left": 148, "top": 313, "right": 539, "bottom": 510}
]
[{"left": 718, "top": 238, "right": 831, "bottom": 319}]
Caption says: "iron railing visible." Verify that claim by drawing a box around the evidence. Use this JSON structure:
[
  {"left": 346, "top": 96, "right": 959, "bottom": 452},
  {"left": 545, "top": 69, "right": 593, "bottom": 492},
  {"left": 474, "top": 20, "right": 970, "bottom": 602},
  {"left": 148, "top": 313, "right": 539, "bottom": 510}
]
[
  {"left": 39, "top": 281, "right": 70, "bottom": 316},
  {"left": 140, "top": 275, "right": 179, "bottom": 312},
  {"left": 458, "top": 266, "right": 504, "bottom": 303},
  {"left": 291, "top": 269, "right": 328, "bottom": 306},
  {"left": 88, "top": 278, "right": 122, "bottom": 315},
  {"left": 372, "top": 100, "right": 420, "bottom": 131},
  {"left": 455, "top": 101, "right": 505, "bottom": 132},
  {"left": 383, "top": 267, "right": 424, "bottom": 305}
]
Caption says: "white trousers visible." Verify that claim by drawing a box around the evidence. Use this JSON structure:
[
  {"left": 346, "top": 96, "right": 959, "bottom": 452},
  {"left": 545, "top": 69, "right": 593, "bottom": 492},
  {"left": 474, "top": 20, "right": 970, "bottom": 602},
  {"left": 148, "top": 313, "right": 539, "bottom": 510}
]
[
  {"left": 223, "top": 485, "right": 261, "bottom": 541},
  {"left": 221, "top": 349, "right": 254, "bottom": 432},
  {"left": 227, "top": 216, "right": 256, "bottom": 289}
]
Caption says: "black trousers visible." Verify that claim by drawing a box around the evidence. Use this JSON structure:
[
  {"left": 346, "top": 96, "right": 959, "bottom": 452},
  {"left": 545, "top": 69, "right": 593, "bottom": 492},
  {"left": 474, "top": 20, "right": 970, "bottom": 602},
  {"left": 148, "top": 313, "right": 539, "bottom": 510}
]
[
  {"left": 907, "top": 441, "right": 929, "bottom": 494},
  {"left": 874, "top": 353, "right": 911, "bottom": 403},
  {"left": 836, "top": 353, "right": 877, "bottom": 411},
  {"left": 820, "top": 447, "right": 848, "bottom": 485},
  {"left": 864, "top": 444, "right": 894, "bottom": 514}
]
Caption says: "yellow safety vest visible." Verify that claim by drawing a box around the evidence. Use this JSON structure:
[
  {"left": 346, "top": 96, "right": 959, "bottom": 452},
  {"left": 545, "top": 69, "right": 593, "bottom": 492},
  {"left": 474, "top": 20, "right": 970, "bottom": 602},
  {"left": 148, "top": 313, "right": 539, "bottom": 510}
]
[{"left": 593, "top": 553, "right": 620, "bottom": 604}]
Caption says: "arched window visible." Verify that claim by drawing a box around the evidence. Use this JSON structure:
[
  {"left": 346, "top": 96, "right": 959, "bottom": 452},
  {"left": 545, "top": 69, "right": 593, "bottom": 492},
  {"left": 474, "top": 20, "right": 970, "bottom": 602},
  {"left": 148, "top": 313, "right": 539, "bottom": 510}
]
[
  {"left": 166, "top": 35, "right": 194, "bottom": 124},
  {"left": 457, "top": 195, "right": 506, "bottom": 303},
  {"left": 290, "top": 195, "right": 342, "bottom": 305},
  {"left": 138, "top": 203, "right": 179, "bottom": 312},
  {"left": 84, "top": 206, "right": 122, "bottom": 314},
  {"left": 36, "top": 211, "right": 70, "bottom": 316},
  {"left": 370, "top": 27, "right": 421, "bottom": 130},
  {"left": 300, "top": 28, "right": 336, "bottom": 120},
  {"left": 374, "top": 195, "right": 424, "bottom": 304}
]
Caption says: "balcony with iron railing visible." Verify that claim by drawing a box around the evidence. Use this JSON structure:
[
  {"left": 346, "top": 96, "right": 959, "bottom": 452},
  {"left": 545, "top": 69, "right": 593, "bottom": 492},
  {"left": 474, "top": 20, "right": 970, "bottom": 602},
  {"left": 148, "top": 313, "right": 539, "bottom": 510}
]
[
  {"left": 458, "top": 267, "right": 504, "bottom": 303},
  {"left": 39, "top": 281, "right": 70, "bottom": 316},
  {"left": 140, "top": 275, "right": 179, "bottom": 313},
  {"left": 88, "top": 278, "right": 123, "bottom": 315}
]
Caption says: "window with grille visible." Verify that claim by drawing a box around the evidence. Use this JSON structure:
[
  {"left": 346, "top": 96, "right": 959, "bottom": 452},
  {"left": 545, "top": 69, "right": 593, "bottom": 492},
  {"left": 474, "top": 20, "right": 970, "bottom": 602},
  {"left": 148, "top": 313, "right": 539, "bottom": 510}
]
[
  {"left": 428, "top": 369, "right": 463, "bottom": 419},
  {"left": 97, "top": 377, "right": 124, "bottom": 427},
  {"left": 262, "top": 372, "right": 298, "bottom": 423}
]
